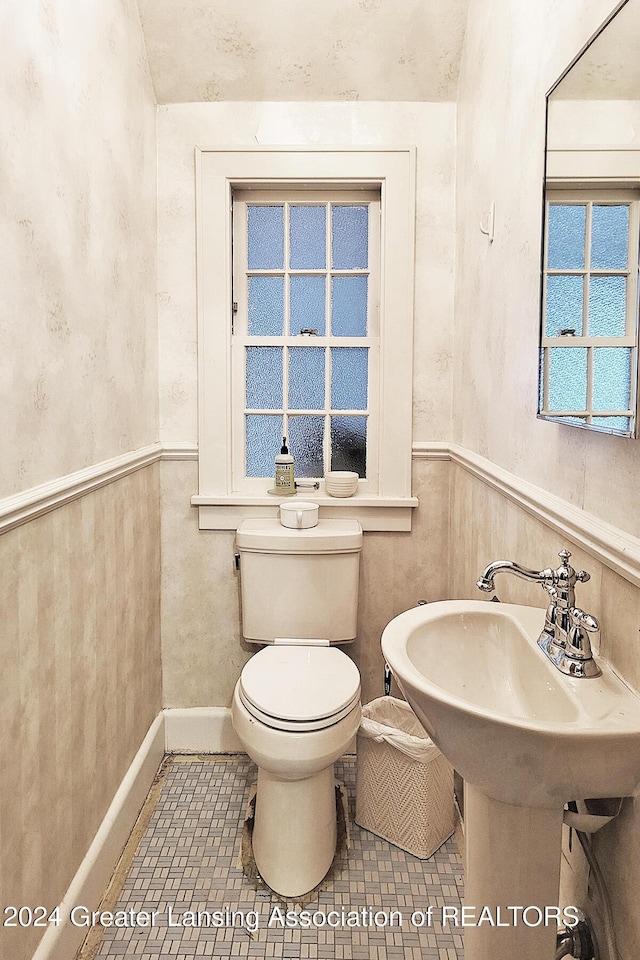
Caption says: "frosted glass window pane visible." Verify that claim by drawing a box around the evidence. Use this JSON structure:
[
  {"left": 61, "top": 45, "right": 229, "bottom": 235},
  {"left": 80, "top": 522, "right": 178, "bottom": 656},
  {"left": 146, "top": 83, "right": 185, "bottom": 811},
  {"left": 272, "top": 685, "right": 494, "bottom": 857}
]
[
  {"left": 547, "top": 205, "right": 586, "bottom": 269},
  {"left": 332, "top": 205, "right": 368, "bottom": 269},
  {"left": 288, "top": 347, "right": 325, "bottom": 410},
  {"left": 331, "top": 416, "right": 367, "bottom": 477},
  {"left": 246, "top": 415, "right": 283, "bottom": 477},
  {"left": 588, "top": 276, "right": 626, "bottom": 337},
  {"left": 548, "top": 348, "right": 587, "bottom": 410},
  {"left": 245, "top": 347, "right": 283, "bottom": 409},
  {"left": 331, "top": 276, "right": 368, "bottom": 337},
  {"left": 545, "top": 275, "right": 583, "bottom": 336},
  {"left": 331, "top": 348, "right": 368, "bottom": 409},
  {"left": 290, "top": 206, "right": 326, "bottom": 269},
  {"left": 288, "top": 416, "right": 324, "bottom": 477},
  {"left": 591, "top": 205, "right": 629, "bottom": 270},
  {"left": 248, "top": 276, "right": 284, "bottom": 335},
  {"left": 591, "top": 415, "right": 631, "bottom": 432},
  {"left": 592, "top": 347, "right": 631, "bottom": 411},
  {"left": 290, "top": 275, "right": 326, "bottom": 335},
  {"left": 247, "top": 206, "right": 284, "bottom": 269}
]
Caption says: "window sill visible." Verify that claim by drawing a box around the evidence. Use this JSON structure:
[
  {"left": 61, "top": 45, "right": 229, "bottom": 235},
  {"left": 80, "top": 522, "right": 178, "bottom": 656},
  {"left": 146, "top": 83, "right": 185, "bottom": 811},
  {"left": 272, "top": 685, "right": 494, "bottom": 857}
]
[{"left": 191, "top": 492, "right": 419, "bottom": 531}]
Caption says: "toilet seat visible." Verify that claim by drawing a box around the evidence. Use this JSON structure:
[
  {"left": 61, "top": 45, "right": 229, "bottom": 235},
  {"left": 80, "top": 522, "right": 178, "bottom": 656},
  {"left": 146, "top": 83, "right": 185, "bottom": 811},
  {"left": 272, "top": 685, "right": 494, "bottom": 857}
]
[{"left": 239, "top": 645, "right": 361, "bottom": 732}]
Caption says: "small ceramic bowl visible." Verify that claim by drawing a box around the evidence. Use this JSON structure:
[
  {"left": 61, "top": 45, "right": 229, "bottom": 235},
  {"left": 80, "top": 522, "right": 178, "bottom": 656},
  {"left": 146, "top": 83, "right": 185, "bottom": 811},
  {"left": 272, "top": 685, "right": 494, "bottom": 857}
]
[
  {"left": 325, "top": 471, "right": 359, "bottom": 498},
  {"left": 279, "top": 500, "right": 319, "bottom": 529}
]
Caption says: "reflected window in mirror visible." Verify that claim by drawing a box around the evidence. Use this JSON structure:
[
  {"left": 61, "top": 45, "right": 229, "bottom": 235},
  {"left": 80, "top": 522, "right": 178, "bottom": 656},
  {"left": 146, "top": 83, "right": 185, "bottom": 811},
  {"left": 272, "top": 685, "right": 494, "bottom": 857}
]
[
  {"left": 538, "top": 0, "right": 640, "bottom": 438},
  {"left": 540, "top": 188, "right": 640, "bottom": 436}
]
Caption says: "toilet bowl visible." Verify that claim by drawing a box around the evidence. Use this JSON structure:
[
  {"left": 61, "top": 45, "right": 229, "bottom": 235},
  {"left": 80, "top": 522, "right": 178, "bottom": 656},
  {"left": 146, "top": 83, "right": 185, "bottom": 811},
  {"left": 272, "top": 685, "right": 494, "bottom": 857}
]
[
  {"left": 232, "top": 641, "right": 361, "bottom": 897},
  {"left": 232, "top": 519, "right": 363, "bottom": 898}
]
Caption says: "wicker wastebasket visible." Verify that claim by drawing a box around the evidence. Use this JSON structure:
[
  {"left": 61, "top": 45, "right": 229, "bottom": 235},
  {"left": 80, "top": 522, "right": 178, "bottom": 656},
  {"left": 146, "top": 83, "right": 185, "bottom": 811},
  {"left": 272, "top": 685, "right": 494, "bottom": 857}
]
[{"left": 355, "top": 697, "right": 456, "bottom": 859}]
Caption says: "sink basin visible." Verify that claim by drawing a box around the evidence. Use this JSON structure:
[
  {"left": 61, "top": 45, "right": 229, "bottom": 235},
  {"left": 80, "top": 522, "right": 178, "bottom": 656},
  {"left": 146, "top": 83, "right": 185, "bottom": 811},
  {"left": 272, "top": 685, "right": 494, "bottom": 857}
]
[{"left": 381, "top": 600, "right": 640, "bottom": 807}]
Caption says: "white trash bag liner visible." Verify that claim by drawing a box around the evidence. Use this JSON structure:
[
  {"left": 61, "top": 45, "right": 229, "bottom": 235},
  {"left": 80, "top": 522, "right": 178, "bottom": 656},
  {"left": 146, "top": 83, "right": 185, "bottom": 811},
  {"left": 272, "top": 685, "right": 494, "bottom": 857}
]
[{"left": 359, "top": 697, "right": 441, "bottom": 764}]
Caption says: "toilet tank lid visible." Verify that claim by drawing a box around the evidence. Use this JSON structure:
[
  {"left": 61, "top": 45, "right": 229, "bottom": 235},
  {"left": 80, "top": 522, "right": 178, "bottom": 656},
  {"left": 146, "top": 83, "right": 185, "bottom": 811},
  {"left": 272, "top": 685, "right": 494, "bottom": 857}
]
[{"left": 236, "top": 518, "right": 362, "bottom": 553}]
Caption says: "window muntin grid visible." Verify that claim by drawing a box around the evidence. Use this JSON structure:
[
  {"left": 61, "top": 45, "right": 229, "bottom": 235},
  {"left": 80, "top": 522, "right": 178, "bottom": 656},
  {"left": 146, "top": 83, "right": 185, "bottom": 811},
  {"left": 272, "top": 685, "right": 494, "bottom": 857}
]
[
  {"left": 232, "top": 191, "right": 380, "bottom": 483},
  {"left": 539, "top": 189, "right": 640, "bottom": 437}
]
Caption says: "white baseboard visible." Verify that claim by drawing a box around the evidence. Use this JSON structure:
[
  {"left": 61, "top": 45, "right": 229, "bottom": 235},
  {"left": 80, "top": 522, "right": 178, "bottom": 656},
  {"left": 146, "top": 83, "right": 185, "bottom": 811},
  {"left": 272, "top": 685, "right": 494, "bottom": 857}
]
[
  {"left": 31, "top": 714, "right": 165, "bottom": 960},
  {"left": 164, "top": 706, "right": 243, "bottom": 753},
  {"left": 30, "top": 708, "right": 243, "bottom": 960},
  {"left": 31, "top": 705, "right": 360, "bottom": 959}
]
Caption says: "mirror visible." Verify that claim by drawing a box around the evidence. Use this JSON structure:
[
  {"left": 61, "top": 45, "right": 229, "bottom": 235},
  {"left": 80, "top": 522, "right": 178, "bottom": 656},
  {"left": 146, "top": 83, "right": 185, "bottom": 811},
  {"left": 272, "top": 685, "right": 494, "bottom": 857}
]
[{"left": 539, "top": 0, "right": 640, "bottom": 437}]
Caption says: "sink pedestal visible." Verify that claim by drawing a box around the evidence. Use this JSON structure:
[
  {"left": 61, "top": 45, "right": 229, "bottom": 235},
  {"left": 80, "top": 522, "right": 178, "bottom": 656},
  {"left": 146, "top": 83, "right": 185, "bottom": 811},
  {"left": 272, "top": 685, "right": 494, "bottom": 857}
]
[{"left": 463, "top": 784, "right": 564, "bottom": 960}]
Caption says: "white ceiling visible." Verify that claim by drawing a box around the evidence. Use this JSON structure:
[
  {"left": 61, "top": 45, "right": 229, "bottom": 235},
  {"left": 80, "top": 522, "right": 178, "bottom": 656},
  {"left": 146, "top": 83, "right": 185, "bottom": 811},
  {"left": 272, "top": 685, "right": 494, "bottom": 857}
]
[{"left": 135, "top": 0, "right": 470, "bottom": 104}]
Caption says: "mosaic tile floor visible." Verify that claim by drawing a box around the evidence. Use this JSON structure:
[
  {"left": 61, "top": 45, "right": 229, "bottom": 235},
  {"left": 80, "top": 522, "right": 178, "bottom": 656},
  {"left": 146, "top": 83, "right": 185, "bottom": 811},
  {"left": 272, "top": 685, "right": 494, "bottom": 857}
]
[{"left": 80, "top": 755, "right": 464, "bottom": 960}]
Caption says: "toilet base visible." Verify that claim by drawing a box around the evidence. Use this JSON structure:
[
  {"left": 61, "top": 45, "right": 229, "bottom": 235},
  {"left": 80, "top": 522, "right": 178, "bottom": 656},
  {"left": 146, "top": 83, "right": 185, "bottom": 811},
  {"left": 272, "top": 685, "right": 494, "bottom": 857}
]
[{"left": 252, "top": 765, "right": 338, "bottom": 898}]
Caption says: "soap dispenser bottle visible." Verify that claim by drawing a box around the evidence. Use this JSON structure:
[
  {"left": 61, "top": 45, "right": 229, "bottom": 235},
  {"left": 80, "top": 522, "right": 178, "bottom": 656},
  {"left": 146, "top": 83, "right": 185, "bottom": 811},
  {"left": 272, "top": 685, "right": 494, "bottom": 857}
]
[{"left": 274, "top": 437, "right": 295, "bottom": 495}]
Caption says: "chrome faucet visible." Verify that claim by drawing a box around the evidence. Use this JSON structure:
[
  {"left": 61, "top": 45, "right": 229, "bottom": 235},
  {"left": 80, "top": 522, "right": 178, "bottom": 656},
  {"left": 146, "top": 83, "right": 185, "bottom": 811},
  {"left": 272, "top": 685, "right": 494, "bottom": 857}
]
[{"left": 477, "top": 549, "right": 601, "bottom": 678}]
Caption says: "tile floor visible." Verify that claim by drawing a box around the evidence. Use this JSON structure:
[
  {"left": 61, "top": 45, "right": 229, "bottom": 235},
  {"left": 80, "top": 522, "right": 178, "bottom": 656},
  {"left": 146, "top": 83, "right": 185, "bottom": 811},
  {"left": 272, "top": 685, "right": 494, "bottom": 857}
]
[{"left": 79, "top": 755, "right": 464, "bottom": 960}]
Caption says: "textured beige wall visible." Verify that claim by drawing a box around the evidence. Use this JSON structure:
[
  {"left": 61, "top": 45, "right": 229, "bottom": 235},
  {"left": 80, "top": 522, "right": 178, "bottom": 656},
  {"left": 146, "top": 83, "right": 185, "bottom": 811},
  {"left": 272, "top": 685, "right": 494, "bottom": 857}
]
[
  {"left": 0, "top": 466, "right": 162, "bottom": 960},
  {"left": 1, "top": 0, "right": 158, "bottom": 497},
  {"left": 454, "top": 2, "right": 640, "bottom": 957},
  {"left": 453, "top": 0, "right": 640, "bottom": 537},
  {"left": 157, "top": 100, "right": 456, "bottom": 445},
  {"left": 0, "top": 3, "right": 161, "bottom": 959},
  {"left": 160, "top": 460, "right": 245, "bottom": 707},
  {"left": 352, "top": 459, "right": 451, "bottom": 704}
]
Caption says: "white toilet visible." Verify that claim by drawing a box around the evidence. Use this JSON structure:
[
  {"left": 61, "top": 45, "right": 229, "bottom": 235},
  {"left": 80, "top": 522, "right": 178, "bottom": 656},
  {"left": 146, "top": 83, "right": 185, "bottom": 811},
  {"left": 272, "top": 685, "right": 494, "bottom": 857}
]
[{"left": 232, "top": 517, "right": 363, "bottom": 898}]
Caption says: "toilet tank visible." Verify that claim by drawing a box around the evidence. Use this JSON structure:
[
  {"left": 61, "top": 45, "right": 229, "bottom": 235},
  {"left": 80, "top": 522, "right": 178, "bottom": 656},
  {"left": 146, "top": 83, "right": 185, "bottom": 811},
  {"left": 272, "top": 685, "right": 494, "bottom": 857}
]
[{"left": 236, "top": 518, "right": 363, "bottom": 644}]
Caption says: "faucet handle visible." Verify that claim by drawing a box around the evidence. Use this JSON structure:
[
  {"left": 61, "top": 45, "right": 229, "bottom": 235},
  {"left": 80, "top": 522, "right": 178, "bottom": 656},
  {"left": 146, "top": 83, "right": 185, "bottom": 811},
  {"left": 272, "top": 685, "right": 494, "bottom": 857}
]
[
  {"left": 575, "top": 570, "right": 591, "bottom": 584},
  {"left": 566, "top": 607, "right": 599, "bottom": 666},
  {"left": 569, "top": 607, "right": 599, "bottom": 633}
]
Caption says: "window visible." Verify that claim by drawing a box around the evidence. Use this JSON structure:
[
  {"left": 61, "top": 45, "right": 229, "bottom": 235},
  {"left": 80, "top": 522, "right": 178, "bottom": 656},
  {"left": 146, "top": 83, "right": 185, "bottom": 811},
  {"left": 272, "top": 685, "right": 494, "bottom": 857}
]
[
  {"left": 193, "top": 147, "right": 417, "bottom": 530},
  {"left": 233, "top": 191, "right": 379, "bottom": 486},
  {"left": 539, "top": 189, "right": 640, "bottom": 436}
]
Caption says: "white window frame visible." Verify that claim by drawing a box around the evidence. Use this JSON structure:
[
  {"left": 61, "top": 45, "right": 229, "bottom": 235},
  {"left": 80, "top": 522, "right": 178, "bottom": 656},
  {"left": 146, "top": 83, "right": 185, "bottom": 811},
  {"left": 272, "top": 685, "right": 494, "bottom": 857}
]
[
  {"left": 539, "top": 186, "right": 640, "bottom": 436},
  {"left": 233, "top": 189, "right": 380, "bottom": 493},
  {"left": 192, "top": 147, "right": 418, "bottom": 531}
]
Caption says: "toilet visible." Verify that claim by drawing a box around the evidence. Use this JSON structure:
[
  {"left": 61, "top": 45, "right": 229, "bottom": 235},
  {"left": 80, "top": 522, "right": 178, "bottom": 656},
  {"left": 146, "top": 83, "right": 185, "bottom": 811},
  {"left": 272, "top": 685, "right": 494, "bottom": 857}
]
[{"left": 232, "top": 517, "right": 363, "bottom": 898}]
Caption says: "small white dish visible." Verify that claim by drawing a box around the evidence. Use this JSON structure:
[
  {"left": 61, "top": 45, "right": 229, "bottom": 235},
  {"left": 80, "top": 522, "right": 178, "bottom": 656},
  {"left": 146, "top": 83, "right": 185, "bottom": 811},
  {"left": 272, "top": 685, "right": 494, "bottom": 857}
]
[{"left": 325, "top": 471, "right": 359, "bottom": 497}]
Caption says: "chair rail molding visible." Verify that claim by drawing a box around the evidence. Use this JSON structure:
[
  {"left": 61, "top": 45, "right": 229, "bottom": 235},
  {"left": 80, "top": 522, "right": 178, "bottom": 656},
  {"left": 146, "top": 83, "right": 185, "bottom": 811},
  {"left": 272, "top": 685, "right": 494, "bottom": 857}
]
[
  {"left": 412, "top": 441, "right": 640, "bottom": 589},
  {"left": 6, "top": 439, "right": 639, "bottom": 589},
  {"left": 0, "top": 444, "right": 163, "bottom": 534}
]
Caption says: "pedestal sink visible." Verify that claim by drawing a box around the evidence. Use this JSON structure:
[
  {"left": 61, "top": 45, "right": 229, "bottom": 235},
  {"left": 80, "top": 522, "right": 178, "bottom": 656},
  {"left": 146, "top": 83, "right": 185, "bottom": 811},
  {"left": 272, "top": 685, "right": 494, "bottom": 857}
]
[{"left": 381, "top": 600, "right": 640, "bottom": 960}]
